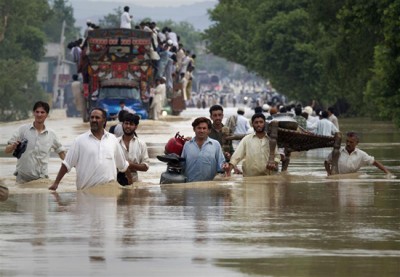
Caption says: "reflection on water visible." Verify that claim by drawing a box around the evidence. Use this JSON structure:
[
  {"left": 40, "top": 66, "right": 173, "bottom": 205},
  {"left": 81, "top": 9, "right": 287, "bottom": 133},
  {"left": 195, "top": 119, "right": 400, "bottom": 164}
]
[
  {"left": 0, "top": 114, "right": 399, "bottom": 276},
  {"left": 1, "top": 177, "right": 399, "bottom": 276}
]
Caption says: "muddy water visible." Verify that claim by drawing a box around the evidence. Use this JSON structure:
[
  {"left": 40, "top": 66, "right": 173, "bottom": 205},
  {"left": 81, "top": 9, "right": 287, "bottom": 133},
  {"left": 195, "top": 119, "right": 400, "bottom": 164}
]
[{"left": 0, "top": 108, "right": 399, "bottom": 276}]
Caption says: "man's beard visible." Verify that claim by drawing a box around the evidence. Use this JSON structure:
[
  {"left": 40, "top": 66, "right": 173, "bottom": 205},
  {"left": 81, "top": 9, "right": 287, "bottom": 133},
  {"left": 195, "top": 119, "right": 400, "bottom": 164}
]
[
  {"left": 90, "top": 122, "right": 100, "bottom": 132},
  {"left": 255, "top": 126, "right": 265, "bottom": 133},
  {"left": 123, "top": 129, "right": 135, "bottom": 136}
]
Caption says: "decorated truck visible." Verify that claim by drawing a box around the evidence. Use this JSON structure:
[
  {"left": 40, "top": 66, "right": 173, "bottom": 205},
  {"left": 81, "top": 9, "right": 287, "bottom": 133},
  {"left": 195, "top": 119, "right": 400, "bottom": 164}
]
[
  {"left": 79, "top": 28, "right": 154, "bottom": 121},
  {"left": 79, "top": 28, "right": 186, "bottom": 122}
]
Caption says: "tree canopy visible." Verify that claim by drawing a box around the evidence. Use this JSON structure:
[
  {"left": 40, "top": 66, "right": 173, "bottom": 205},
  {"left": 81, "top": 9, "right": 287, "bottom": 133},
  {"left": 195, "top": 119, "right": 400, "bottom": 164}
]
[
  {"left": 205, "top": 0, "right": 400, "bottom": 126},
  {"left": 0, "top": 0, "right": 80, "bottom": 121}
]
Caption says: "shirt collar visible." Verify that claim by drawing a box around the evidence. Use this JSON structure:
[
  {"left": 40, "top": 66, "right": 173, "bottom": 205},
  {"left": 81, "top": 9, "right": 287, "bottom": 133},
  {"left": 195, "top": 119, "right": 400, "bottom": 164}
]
[
  {"left": 341, "top": 147, "right": 359, "bottom": 155},
  {"left": 118, "top": 135, "right": 136, "bottom": 143},
  {"left": 190, "top": 136, "right": 213, "bottom": 144},
  {"left": 29, "top": 122, "right": 48, "bottom": 133},
  {"left": 88, "top": 130, "right": 109, "bottom": 139}
]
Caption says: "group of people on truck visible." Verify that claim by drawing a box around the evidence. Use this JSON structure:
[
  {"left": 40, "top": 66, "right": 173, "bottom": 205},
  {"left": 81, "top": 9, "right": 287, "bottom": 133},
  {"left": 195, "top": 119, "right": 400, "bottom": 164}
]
[
  {"left": 121, "top": 5, "right": 196, "bottom": 112},
  {"left": 67, "top": 6, "right": 196, "bottom": 120}
]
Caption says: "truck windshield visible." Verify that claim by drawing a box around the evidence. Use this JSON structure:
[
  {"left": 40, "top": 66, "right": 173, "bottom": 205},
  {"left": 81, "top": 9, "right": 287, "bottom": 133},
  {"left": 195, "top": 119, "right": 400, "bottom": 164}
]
[{"left": 99, "top": 87, "right": 141, "bottom": 100}]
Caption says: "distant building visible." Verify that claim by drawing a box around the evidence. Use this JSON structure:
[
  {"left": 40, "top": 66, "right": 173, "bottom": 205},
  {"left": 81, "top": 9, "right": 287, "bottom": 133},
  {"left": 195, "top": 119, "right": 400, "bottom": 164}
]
[{"left": 37, "top": 42, "right": 75, "bottom": 107}]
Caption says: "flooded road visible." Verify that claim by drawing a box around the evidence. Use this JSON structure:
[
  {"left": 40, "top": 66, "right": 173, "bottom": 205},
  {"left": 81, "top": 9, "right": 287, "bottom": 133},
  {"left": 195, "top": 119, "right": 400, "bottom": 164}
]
[{"left": 0, "top": 108, "right": 399, "bottom": 276}]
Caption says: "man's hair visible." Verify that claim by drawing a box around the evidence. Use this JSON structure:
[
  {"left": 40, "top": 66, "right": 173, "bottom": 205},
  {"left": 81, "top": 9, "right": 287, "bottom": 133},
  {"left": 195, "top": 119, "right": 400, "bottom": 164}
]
[
  {"left": 294, "top": 106, "right": 302, "bottom": 116},
  {"left": 124, "top": 113, "right": 140, "bottom": 125},
  {"left": 321, "top": 110, "right": 329, "bottom": 119},
  {"left": 119, "top": 100, "right": 126, "bottom": 105},
  {"left": 251, "top": 113, "right": 266, "bottom": 123},
  {"left": 33, "top": 101, "right": 50, "bottom": 114},
  {"left": 328, "top": 106, "right": 335, "bottom": 114},
  {"left": 346, "top": 131, "right": 360, "bottom": 141},
  {"left": 118, "top": 110, "right": 129, "bottom": 122},
  {"left": 91, "top": 107, "right": 107, "bottom": 119},
  {"left": 254, "top": 106, "right": 262, "bottom": 114},
  {"left": 192, "top": 117, "right": 212, "bottom": 129},
  {"left": 124, "top": 6, "right": 129, "bottom": 12},
  {"left": 209, "top": 104, "right": 223, "bottom": 115}
]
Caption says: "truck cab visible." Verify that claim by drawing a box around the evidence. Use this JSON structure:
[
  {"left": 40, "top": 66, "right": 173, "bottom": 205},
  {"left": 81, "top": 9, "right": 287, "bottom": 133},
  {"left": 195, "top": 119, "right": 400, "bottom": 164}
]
[{"left": 96, "top": 86, "right": 148, "bottom": 120}]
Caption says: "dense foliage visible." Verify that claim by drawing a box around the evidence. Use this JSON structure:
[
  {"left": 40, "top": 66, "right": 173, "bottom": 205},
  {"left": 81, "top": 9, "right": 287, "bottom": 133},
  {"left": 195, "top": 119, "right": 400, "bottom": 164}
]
[
  {"left": 205, "top": 0, "right": 400, "bottom": 126},
  {"left": 0, "top": 0, "right": 79, "bottom": 121}
]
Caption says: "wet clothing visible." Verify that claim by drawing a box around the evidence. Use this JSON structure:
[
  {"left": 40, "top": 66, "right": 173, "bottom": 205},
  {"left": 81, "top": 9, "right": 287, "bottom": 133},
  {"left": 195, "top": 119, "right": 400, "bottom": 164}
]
[
  {"left": 329, "top": 114, "right": 339, "bottom": 130},
  {"left": 8, "top": 123, "right": 65, "bottom": 183},
  {"left": 181, "top": 137, "right": 225, "bottom": 182},
  {"left": 316, "top": 118, "right": 338, "bottom": 136},
  {"left": 306, "top": 115, "right": 319, "bottom": 132},
  {"left": 118, "top": 136, "right": 150, "bottom": 182},
  {"left": 327, "top": 147, "right": 374, "bottom": 174},
  {"left": 234, "top": 114, "right": 250, "bottom": 136},
  {"left": 63, "top": 131, "right": 128, "bottom": 189},
  {"left": 229, "top": 133, "right": 280, "bottom": 177}
]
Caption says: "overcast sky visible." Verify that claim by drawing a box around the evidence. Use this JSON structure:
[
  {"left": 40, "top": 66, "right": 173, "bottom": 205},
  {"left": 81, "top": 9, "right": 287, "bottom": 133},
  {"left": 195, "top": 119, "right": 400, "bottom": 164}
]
[{"left": 87, "top": 0, "right": 217, "bottom": 8}]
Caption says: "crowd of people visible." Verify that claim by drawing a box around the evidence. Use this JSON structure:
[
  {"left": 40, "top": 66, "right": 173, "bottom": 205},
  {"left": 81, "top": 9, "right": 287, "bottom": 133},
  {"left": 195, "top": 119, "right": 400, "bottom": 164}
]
[
  {"left": 3, "top": 6, "right": 393, "bottom": 188},
  {"left": 66, "top": 6, "right": 197, "bottom": 120},
  {"left": 3, "top": 99, "right": 392, "bottom": 190}
]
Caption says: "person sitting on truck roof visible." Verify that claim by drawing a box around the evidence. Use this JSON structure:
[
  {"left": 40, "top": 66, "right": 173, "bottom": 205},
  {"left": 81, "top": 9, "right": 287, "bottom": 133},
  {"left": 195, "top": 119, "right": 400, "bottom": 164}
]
[
  {"left": 84, "top": 20, "right": 93, "bottom": 38},
  {"left": 120, "top": 6, "right": 132, "bottom": 29}
]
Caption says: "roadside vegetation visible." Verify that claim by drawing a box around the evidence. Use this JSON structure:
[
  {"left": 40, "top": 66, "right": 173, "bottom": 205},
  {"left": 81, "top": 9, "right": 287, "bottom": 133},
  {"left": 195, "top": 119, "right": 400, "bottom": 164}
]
[
  {"left": 0, "top": 0, "right": 79, "bottom": 121},
  {"left": 204, "top": 0, "right": 400, "bottom": 127}
]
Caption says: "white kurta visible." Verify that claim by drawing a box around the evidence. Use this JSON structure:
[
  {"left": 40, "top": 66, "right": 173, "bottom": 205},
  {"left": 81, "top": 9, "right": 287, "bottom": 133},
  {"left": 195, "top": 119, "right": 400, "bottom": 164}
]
[
  {"left": 230, "top": 133, "right": 281, "bottom": 176},
  {"left": 118, "top": 136, "right": 150, "bottom": 182},
  {"left": 327, "top": 148, "right": 374, "bottom": 174},
  {"left": 63, "top": 131, "right": 128, "bottom": 189}
]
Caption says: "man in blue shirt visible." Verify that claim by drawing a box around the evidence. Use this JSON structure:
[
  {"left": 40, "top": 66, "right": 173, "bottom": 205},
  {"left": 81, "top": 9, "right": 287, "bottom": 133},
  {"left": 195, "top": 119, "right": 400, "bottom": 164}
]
[{"left": 181, "top": 117, "right": 229, "bottom": 182}]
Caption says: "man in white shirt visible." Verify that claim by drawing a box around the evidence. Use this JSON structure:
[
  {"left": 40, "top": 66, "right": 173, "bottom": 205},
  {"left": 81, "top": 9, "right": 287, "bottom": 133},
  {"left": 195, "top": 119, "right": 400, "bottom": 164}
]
[
  {"left": 117, "top": 113, "right": 150, "bottom": 185},
  {"left": 120, "top": 6, "right": 132, "bottom": 29},
  {"left": 316, "top": 110, "right": 338, "bottom": 136},
  {"left": 49, "top": 108, "right": 129, "bottom": 190},
  {"left": 5, "top": 101, "right": 65, "bottom": 183},
  {"left": 166, "top": 27, "right": 178, "bottom": 48},
  {"left": 303, "top": 106, "right": 319, "bottom": 132},
  {"left": 71, "top": 74, "right": 83, "bottom": 113},
  {"left": 150, "top": 78, "right": 165, "bottom": 120},
  {"left": 325, "top": 131, "right": 391, "bottom": 175},
  {"left": 327, "top": 106, "right": 339, "bottom": 129},
  {"left": 234, "top": 107, "right": 250, "bottom": 135},
  {"left": 227, "top": 113, "right": 281, "bottom": 176}
]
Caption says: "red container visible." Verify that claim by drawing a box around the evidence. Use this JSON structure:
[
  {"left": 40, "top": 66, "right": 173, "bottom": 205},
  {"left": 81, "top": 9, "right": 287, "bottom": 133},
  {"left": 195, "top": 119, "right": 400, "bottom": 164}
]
[{"left": 165, "top": 132, "right": 186, "bottom": 156}]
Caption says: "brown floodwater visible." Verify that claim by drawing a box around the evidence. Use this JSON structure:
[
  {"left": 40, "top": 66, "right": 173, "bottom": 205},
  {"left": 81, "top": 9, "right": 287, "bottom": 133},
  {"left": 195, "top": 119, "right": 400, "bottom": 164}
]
[{"left": 0, "top": 108, "right": 399, "bottom": 276}]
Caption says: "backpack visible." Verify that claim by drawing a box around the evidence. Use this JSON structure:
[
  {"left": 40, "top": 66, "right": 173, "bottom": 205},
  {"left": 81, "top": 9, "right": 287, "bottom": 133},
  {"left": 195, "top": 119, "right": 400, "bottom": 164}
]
[{"left": 109, "top": 125, "right": 116, "bottom": 134}]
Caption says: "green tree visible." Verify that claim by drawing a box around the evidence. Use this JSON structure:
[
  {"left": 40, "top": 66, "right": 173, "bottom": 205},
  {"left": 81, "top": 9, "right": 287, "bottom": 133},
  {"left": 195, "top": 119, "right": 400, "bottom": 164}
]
[
  {"left": 43, "top": 0, "right": 80, "bottom": 43},
  {"left": 99, "top": 7, "right": 123, "bottom": 28},
  {"left": 0, "top": 0, "right": 61, "bottom": 121},
  {"left": 0, "top": 59, "right": 46, "bottom": 120},
  {"left": 365, "top": 0, "right": 400, "bottom": 125},
  {"left": 205, "top": 0, "right": 400, "bottom": 125}
]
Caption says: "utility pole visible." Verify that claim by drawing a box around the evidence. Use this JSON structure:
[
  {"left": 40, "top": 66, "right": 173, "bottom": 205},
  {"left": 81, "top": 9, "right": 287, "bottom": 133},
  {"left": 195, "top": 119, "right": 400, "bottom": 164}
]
[{"left": 52, "top": 20, "right": 66, "bottom": 108}]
